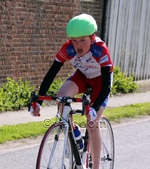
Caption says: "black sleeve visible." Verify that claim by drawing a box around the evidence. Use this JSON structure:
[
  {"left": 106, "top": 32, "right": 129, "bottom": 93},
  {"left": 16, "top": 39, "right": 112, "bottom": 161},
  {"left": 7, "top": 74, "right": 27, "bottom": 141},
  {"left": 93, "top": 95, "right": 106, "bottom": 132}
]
[
  {"left": 38, "top": 60, "right": 63, "bottom": 105},
  {"left": 91, "top": 66, "right": 112, "bottom": 111}
]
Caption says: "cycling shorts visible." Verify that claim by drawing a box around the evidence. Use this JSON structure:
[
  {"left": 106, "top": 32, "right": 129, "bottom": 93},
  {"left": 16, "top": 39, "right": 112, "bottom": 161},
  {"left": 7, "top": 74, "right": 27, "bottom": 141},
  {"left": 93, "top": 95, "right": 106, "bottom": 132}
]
[{"left": 67, "top": 69, "right": 108, "bottom": 108}]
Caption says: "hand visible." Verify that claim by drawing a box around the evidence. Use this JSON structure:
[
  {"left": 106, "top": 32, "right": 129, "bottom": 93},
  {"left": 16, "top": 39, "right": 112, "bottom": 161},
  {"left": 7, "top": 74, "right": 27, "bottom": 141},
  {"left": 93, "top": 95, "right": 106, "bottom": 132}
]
[
  {"left": 30, "top": 103, "right": 41, "bottom": 116},
  {"left": 87, "top": 107, "right": 97, "bottom": 121}
]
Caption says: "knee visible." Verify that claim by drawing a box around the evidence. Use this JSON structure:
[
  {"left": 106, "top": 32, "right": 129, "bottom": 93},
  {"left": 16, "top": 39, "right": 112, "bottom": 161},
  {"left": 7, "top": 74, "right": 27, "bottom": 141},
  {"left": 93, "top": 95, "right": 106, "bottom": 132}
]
[{"left": 87, "top": 120, "right": 100, "bottom": 133}]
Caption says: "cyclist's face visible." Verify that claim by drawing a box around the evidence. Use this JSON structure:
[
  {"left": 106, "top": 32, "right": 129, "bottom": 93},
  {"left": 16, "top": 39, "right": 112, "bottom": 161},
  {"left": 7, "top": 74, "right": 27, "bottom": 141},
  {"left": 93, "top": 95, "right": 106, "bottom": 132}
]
[{"left": 71, "top": 36, "right": 91, "bottom": 57}]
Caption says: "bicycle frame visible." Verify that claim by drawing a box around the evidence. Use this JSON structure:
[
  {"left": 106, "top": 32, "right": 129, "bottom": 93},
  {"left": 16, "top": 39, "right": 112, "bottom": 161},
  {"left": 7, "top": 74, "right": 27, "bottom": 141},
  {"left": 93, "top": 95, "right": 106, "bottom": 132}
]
[
  {"left": 60, "top": 102, "right": 90, "bottom": 169},
  {"left": 61, "top": 103, "right": 84, "bottom": 168}
]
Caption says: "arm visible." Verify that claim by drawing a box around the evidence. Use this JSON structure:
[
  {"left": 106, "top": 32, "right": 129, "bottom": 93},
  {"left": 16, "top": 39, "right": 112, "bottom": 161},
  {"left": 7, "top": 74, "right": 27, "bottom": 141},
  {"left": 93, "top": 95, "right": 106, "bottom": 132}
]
[
  {"left": 91, "top": 66, "right": 112, "bottom": 111},
  {"left": 38, "top": 60, "right": 63, "bottom": 105}
]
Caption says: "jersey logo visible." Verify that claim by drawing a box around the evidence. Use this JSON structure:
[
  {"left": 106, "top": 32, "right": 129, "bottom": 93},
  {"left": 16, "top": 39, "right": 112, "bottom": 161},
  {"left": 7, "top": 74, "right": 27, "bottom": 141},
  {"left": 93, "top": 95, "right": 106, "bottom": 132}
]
[
  {"left": 73, "top": 53, "right": 99, "bottom": 72},
  {"left": 91, "top": 44, "right": 102, "bottom": 58},
  {"left": 66, "top": 45, "right": 76, "bottom": 57}
]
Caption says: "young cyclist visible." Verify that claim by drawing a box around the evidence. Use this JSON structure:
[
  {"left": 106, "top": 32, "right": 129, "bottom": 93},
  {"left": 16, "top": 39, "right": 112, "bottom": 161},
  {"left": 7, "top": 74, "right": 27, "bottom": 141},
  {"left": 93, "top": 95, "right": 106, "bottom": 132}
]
[{"left": 30, "top": 13, "right": 113, "bottom": 169}]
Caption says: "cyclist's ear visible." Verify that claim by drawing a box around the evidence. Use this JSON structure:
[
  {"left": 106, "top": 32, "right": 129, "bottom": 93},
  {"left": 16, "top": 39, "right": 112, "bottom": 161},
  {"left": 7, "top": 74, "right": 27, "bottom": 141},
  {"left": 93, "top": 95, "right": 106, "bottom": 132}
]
[{"left": 90, "top": 34, "right": 96, "bottom": 42}]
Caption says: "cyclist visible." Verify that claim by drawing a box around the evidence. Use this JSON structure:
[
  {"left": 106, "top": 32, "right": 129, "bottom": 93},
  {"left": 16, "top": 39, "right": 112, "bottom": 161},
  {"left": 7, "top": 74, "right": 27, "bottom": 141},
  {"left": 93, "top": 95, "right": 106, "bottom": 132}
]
[{"left": 30, "top": 13, "right": 113, "bottom": 169}]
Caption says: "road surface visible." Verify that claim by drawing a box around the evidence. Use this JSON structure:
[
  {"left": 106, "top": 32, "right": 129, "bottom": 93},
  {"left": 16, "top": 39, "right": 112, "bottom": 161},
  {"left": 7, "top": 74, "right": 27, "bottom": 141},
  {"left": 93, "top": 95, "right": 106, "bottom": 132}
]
[{"left": 0, "top": 117, "right": 150, "bottom": 169}]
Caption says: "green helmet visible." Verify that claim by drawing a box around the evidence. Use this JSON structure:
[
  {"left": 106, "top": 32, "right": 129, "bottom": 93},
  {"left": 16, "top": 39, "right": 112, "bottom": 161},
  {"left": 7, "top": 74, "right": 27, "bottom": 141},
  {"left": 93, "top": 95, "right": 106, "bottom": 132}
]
[{"left": 66, "top": 13, "right": 98, "bottom": 37}]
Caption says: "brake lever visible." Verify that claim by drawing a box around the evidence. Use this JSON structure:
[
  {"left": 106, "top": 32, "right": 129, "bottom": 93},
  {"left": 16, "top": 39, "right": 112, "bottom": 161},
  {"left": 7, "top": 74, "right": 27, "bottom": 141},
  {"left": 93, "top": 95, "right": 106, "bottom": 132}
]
[
  {"left": 28, "top": 91, "right": 39, "bottom": 112},
  {"left": 28, "top": 93, "right": 33, "bottom": 112},
  {"left": 82, "top": 94, "right": 90, "bottom": 115}
]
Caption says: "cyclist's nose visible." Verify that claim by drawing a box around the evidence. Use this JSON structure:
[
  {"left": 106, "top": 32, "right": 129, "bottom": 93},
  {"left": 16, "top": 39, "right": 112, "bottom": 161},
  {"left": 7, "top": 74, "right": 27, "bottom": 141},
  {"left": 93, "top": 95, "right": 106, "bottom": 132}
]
[{"left": 76, "top": 41, "right": 82, "bottom": 48}]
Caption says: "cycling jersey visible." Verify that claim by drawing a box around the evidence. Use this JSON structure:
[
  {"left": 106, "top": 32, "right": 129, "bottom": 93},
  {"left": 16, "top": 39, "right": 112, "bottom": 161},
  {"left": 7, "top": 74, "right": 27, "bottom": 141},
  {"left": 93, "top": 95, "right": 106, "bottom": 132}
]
[{"left": 56, "top": 37, "right": 113, "bottom": 79}]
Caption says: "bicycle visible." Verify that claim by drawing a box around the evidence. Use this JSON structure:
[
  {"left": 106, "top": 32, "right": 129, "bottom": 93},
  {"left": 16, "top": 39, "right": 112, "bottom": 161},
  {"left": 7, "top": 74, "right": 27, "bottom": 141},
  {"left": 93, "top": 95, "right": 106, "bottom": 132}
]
[{"left": 28, "top": 91, "right": 115, "bottom": 169}]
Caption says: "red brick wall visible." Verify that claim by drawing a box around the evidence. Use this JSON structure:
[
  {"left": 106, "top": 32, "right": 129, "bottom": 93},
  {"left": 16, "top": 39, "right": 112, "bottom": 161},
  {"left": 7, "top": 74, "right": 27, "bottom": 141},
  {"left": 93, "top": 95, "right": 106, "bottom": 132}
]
[{"left": 0, "top": 0, "right": 103, "bottom": 87}]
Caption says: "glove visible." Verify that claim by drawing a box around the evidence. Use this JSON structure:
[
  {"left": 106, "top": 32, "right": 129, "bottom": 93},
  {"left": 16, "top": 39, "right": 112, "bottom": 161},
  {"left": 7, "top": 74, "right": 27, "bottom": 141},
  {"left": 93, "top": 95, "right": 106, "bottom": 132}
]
[
  {"left": 89, "top": 107, "right": 97, "bottom": 121},
  {"left": 30, "top": 103, "right": 41, "bottom": 116}
]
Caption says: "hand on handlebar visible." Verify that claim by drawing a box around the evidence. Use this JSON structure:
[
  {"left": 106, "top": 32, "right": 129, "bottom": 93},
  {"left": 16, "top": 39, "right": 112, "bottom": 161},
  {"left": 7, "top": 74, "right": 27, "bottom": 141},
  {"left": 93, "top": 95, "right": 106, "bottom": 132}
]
[{"left": 30, "top": 103, "right": 41, "bottom": 116}]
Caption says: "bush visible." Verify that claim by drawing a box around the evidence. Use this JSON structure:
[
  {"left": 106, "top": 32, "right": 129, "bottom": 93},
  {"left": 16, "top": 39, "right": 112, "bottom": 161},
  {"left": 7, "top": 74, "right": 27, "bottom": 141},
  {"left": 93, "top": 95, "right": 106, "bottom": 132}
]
[
  {"left": 47, "top": 78, "right": 64, "bottom": 96},
  {"left": 0, "top": 78, "right": 34, "bottom": 112},
  {"left": 0, "top": 67, "right": 138, "bottom": 112},
  {"left": 111, "top": 66, "right": 138, "bottom": 95}
]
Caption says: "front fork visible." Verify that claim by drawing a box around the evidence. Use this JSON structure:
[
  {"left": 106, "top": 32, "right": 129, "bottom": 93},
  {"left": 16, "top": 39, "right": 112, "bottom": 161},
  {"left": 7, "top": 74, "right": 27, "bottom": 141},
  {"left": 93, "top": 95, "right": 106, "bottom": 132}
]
[{"left": 62, "top": 104, "right": 89, "bottom": 169}]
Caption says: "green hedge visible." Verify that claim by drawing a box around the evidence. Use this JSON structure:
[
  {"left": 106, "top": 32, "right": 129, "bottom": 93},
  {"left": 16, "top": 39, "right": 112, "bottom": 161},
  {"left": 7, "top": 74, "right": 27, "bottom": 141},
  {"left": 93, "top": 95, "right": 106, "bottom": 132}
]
[
  {"left": 0, "top": 67, "right": 138, "bottom": 112},
  {"left": 0, "top": 78, "right": 34, "bottom": 111},
  {"left": 111, "top": 67, "right": 138, "bottom": 95}
]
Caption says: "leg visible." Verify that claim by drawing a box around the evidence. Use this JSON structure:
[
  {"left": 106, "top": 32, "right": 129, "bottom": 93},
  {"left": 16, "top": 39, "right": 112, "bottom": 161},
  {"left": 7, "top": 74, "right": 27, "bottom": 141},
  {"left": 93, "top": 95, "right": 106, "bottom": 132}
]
[
  {"left": 56, "top": 70, "right": 86, "bottom": 113},
  {"left": 57, "top": 80, "right": 79, "bottom": 97},
  {"left": 87, "top": 106, "right": 105, "bottom": 169},
  {"left": 56, "top": 80, "right": 79, "bottom": 116}
]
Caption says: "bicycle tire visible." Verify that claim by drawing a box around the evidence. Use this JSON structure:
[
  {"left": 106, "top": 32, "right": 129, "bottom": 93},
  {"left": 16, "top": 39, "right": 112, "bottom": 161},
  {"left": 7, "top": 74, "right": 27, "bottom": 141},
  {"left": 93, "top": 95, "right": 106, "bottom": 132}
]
[
  {"left": 100, "top": 116, "right": 115, "bottom": 169},
  {"left": 36, "top": 122, "right": 73, "bottom": 169}
]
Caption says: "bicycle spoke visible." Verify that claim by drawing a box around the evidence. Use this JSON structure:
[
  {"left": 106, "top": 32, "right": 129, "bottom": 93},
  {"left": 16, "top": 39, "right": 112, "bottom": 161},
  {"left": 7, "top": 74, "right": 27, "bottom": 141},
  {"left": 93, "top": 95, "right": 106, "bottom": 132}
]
[
  {"left": 36, "top": 122, "right": 73, "bottom": 169},
  {"left": 100, "top": 117, "right": 115, "bottom": 169}
]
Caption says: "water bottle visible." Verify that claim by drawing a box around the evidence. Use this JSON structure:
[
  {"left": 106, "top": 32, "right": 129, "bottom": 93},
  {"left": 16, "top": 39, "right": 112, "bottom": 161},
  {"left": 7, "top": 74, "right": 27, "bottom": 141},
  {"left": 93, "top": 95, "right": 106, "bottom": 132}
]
[{"left": 73, "top": 125, "right": 84, "bottom": 152}]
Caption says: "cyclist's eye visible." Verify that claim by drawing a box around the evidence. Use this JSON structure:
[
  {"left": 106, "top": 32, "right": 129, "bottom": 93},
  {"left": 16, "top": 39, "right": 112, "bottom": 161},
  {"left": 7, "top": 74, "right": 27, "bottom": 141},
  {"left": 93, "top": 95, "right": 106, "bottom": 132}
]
[
  {"left": 72, "top": 39, "right": 77, "bottom": 43},
  {"left": 81, "top": 39, "right": 86, "bottom": 43}
]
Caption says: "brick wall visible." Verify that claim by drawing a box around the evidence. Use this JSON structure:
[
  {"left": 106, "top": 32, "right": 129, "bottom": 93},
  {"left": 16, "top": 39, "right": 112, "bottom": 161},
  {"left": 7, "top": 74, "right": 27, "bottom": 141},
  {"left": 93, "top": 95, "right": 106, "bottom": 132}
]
[{"left": 0, "top": 0, "right": 104, "bottom": 87}]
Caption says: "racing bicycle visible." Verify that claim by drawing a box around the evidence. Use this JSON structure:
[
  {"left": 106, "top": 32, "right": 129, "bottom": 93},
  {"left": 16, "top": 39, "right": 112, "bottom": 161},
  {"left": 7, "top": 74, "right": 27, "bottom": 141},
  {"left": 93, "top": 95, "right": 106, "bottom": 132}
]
[{"left": 28, "top": 91, "right": 115, "bottom": 169}]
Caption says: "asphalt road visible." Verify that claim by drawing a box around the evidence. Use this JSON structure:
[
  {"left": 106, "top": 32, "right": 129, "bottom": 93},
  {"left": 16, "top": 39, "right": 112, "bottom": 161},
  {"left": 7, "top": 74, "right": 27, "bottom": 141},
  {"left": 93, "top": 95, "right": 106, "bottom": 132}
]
[
  {"left": 0, "top": 117, "right": 150, "bottom": 169},
  {"left": 113, "top": 117, "right": 150, "bottom": 169}
]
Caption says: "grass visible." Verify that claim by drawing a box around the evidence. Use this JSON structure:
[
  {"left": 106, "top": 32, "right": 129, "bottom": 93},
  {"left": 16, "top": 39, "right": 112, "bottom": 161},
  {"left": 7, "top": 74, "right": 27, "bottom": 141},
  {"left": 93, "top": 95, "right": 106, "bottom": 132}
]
[
  {"left": 0, "top": 122, "right": 46, "bottom": 143},
  {"left": 105, "top": 102, "right": 150, "bottom": 122},
  {"left": 0, "top": 102, "right": 150, "bottom": 144}
]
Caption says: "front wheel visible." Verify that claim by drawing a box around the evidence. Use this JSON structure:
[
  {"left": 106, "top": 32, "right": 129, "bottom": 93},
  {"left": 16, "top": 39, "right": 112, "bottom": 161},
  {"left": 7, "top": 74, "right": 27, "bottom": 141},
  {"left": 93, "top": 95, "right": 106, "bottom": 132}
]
[
  {"left": 100, "top": 116, "right": 115, "bottom": 169},
  {"left": 36, "top": 122, "right": 73, "bottom": 169}
]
